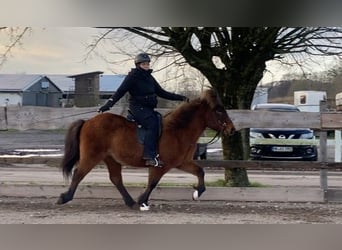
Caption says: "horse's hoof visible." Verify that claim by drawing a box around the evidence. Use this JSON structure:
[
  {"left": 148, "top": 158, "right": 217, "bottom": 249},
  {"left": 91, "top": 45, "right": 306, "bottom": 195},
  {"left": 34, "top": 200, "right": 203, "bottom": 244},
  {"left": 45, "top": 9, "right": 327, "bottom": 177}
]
[
  {"left": 140, "top": 203, "right": 150, "bottom": 211},
  {"left": 192, "top": 190, "right": 199, "bottom": 200},
  {"left": 56, "top": 196, "right": 66, "bottom": 205},
  {"left": 56, "top": 198, "right": 65, "bottom": 205}
]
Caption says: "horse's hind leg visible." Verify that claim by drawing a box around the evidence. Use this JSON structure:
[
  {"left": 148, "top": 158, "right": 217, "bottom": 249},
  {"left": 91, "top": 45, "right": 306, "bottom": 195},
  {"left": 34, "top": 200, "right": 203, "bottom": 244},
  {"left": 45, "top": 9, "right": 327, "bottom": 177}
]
[
  {"left": 57, "top": 158, "right": 99, "bottom": 204},
  {"left": 178, "top": 161, "right": 206, "bottom": 200},
  {"left": 104, "top": 156, "right": 136, "bottom": 208}
]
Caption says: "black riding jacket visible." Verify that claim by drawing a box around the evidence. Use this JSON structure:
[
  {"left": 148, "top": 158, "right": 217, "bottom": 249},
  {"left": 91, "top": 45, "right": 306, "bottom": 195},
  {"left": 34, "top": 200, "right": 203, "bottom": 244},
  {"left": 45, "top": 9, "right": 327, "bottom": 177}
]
[{"left": 110, "top": 67, "right": 185, "bottom": 110}]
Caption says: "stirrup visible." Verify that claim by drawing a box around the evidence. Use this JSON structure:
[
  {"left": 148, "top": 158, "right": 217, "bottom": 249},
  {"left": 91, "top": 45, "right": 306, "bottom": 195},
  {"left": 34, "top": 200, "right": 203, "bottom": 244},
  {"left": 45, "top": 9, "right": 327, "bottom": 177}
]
[{"left": 145, "top": 155, "right": 163, "bottom": 167}]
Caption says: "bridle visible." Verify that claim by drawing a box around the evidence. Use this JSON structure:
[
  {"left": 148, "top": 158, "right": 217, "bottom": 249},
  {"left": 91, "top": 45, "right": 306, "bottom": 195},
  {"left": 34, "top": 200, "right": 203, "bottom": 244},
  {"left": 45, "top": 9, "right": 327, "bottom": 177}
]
[{"left": 206, "top": 120, "right": 228, "bottom": 145}]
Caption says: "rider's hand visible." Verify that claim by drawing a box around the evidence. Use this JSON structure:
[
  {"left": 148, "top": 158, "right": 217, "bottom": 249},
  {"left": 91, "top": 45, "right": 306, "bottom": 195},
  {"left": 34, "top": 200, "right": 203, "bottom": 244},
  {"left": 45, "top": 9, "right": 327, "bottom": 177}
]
[
  {"left": 182, "top": 96, "right": 190, "bottom": 102},
  {"left": 98, "top": 99, "right": 114, "bottom": 113}
]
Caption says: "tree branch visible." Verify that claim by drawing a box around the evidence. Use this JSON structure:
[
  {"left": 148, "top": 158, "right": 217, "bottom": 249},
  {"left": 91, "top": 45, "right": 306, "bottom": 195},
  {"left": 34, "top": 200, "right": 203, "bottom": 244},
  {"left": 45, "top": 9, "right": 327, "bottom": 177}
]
[{"left": 0, "top": 27, "right": 30, "bottom": 68}]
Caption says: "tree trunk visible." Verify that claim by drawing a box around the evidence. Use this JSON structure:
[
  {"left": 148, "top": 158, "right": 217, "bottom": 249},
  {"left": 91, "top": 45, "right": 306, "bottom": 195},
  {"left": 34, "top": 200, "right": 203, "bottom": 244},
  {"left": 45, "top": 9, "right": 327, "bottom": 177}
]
[
  {"left": 221, "top": 84, "right": 253, "bottom": 186},
  {"left": 222, "top": 130, "right": 250, "bottom": 186},
  {"left": 158, "top": 27, "right": 274, "bottom": 186},
  {"left": 215, "top": 59, "right": 266, "bottom": 186}
]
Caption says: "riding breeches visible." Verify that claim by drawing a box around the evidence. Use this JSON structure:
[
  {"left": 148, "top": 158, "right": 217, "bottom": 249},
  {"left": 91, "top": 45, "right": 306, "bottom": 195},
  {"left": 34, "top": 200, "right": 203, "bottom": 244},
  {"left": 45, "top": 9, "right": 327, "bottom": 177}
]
[{"left": 129, "top": 106, "right": 160, "bottom": 159}]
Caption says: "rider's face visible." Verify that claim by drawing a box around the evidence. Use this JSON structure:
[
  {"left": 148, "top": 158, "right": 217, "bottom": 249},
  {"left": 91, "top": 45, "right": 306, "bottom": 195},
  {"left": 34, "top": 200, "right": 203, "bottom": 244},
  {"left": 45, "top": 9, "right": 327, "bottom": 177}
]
[{"left": 139, "top": 62, "right": 150, "bottom": 71}]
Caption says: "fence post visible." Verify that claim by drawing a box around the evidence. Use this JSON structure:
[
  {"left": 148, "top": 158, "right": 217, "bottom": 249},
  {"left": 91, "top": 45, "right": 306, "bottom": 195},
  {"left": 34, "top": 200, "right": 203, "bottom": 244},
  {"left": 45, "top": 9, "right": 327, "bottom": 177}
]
[
  {"left": 335, "top": 130, "right": 342, "bottom": 162},
  {"left": 0, "top": 106, "right": 8, "bottom": 131},
  {"left": 319, "top": 100, "right": 328, "bottom": 192}
]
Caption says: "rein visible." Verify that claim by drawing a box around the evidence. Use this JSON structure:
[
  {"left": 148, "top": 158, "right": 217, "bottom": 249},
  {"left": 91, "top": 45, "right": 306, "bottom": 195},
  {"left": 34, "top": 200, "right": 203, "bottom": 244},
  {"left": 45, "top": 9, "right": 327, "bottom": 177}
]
[
  {"left": 205, "top": 121, "right": 227, "bottom": 145},
  {"left": 205, "top": 130, "right": 222, "bottom": 145},
  {"left": 25, "top": 110, "right": 97, "bottom": 127}
]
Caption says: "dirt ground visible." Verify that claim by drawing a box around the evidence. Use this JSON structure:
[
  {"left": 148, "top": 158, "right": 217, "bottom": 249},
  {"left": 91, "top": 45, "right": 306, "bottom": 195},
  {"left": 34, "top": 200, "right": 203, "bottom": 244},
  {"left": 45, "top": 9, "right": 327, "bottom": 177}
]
[{"left": 1, "top": 196, "right": 342, "bottom": 224}]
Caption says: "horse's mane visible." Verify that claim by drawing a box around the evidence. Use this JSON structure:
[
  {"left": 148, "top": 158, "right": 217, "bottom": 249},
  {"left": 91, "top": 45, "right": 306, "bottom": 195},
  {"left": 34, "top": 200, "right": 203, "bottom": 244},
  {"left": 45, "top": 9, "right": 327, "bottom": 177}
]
[
  {"left": 163, "top": 98, "right": 202, "bottom": 130},
  {"left": 163, "top": 89, "right": 219, "bottom": 130}
]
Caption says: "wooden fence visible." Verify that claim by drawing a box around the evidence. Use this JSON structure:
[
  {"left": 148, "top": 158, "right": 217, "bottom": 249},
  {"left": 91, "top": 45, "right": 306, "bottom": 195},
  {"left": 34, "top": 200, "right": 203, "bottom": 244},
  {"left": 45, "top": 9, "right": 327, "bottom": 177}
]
[
  {"left": 2, "top": 103, "right": 342, "bottom": 202},
  {"left": 204, "top": 101, "right": 342, "bottom": 202}
]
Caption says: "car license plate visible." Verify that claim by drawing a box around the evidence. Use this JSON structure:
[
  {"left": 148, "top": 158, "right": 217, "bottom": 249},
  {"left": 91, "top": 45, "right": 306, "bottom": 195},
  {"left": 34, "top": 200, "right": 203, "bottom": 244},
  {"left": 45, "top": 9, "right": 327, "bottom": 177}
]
[{"left": 272, "top": 146, "right": 293, "bottom": 152}]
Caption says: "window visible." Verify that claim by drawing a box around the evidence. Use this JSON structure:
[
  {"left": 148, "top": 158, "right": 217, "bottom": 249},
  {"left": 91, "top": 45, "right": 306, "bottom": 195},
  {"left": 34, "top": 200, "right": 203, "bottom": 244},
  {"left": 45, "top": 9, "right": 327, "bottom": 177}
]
[
  {"left": 41, "top": 81, "right": 49, "bottom": 89},
  {"left": 300, "top": 95, "right": 306, "bottom": 104}
]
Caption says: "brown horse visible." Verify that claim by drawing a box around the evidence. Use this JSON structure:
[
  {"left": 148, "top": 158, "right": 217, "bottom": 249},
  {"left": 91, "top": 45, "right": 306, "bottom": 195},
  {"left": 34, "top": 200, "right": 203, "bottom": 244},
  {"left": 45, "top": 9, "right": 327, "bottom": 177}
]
[{"left": 57, "top": 88, "right": 235, "bottom": 210}]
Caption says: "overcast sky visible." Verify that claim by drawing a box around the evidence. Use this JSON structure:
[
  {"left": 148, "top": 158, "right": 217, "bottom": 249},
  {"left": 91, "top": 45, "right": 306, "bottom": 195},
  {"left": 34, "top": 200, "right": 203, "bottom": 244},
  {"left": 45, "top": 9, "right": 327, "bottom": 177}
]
[
  {"left": 0, "top": 27, "right": 338, "bottom": 85},
  {"left": 0, "top": 27, "right": 129, "bottom": 75}
]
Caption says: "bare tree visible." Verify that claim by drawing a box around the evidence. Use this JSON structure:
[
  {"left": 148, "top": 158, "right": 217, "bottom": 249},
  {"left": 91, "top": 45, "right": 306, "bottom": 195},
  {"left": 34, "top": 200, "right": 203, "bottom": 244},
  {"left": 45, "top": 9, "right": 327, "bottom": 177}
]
[
  {"left": 0, "top": 27, "right": 30, "bottom": 68},
  {"left": 88, "top": 27, "right": 342, "bottom": 186}
]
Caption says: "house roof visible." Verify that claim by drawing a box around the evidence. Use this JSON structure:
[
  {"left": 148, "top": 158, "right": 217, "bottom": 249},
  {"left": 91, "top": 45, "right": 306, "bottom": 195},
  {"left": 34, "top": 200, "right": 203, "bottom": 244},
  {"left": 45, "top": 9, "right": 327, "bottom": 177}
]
[
  {"left": 47, "top": 75, "right": 75, "bottom": 92},
  {"left": 68, "top": 71, "right": 104, "bottom": 78},
  {"left": 99, "top": 74, "right": 126, "bottom": 92},
  {"left": 48, "top": 74, "right": 125, "bottom": 92},
  {"left": 0, "top": 74, "right": 126, "bottom": 93},
  {"left": 0, "top": 74, "right": 47, "bottom": 91}
]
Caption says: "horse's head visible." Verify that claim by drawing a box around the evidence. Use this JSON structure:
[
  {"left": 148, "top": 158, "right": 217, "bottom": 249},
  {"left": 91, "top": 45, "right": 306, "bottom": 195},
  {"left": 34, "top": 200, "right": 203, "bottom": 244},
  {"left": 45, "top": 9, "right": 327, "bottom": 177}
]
[{"left": 201, "top": 89, "right": 236, "bottom": 136}]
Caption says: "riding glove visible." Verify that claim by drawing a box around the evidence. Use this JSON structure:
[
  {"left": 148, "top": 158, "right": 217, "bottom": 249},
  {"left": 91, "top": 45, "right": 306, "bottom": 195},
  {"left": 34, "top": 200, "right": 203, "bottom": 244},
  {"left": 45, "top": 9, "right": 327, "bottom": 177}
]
[
  {"left": 182, "top": 96, "right": 190, "bottom": 102},
  {"left": 98, "top": 98, "right": 114, "bottom": 113}
]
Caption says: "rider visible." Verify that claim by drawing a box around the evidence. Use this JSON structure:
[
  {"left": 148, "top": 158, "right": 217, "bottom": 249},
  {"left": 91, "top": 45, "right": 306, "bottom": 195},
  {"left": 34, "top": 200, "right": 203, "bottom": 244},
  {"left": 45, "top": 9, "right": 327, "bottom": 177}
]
[{"left": 98, "top": 52, "right": 188, "bottom": 167}]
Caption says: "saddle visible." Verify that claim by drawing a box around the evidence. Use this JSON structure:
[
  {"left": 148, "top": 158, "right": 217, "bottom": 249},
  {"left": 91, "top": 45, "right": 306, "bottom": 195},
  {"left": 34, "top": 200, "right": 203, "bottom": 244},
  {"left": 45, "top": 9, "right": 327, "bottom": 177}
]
[{"left": 126, "top": 110, "right": 163, "bottom": 145}]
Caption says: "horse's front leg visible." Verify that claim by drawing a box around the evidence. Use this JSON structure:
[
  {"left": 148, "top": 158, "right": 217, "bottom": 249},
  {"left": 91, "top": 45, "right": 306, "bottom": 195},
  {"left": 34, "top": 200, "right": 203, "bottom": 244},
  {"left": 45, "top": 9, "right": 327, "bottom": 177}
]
[
  {"left": 178, "top": 161, "right": 206, "bottom": 200},
  {"left": 137, "top": 167, "right": 167, "bottom": 211}
]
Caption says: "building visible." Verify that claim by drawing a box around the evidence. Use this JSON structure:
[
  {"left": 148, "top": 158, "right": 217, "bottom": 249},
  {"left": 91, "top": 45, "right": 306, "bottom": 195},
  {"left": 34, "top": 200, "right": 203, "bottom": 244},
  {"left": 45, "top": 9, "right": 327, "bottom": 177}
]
[
  {"left": 0, "top": 73, "right": 126, "bottom": 108},
  {"left": 48, "top": 73, "right": 126, "bottom": 107},
  {"left": 0, "top": 74, "right": 63, "bottom": 107},
  {"left": 47, "top": 74, "right": 75, "bottom": 107},
  {"left": 67, "top": 71, "right": 103, "bottom": 107},
  {"left": 99, "top": 74, "right": 126, "bottom": 99},
  {"left": 294, "top": 90, "right": 327, "bottom": 112}
]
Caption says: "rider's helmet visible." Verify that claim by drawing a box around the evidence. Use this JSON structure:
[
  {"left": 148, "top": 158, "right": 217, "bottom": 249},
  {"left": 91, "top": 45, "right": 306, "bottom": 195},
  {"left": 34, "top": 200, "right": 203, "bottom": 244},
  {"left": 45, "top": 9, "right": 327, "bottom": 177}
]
[{"left": 134, "top": 53, "right": 151, "bottom": 65}]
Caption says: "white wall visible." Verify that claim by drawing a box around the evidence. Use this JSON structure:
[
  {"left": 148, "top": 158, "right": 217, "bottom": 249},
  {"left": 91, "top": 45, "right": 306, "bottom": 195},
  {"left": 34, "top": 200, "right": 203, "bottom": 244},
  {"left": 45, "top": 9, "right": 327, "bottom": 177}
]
[
  {"left": 294, "top": 91, "right": 326, "bottom": 112},
  {"left": 0, "top": 93, "right": 22, "bottom": 107}
]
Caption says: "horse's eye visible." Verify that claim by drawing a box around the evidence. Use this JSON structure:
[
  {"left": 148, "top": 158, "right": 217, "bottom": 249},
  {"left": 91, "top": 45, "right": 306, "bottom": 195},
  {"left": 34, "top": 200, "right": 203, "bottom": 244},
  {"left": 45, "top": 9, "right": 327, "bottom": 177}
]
[{"left": 215, "top": 110, "right": 223, "bottom": 115}]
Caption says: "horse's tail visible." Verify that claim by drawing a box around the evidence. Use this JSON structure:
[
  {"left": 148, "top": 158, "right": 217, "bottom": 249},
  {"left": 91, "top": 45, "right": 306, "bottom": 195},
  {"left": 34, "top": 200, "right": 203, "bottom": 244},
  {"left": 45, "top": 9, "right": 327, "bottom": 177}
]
[{"left": 61, "top": 119, "right": 85, "bottom": 179}]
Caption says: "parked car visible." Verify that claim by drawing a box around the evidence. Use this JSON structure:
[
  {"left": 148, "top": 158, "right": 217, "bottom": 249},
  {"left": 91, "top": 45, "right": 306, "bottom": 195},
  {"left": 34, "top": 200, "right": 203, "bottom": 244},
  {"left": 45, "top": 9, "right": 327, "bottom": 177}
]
[
  {"left": 193, "top": 142, "right": 207, "bottom": 160},
  {"left": 249, "top": 103, "right": 317, "bottom": 161},
  {"left": 193, "top": 133, "right": 209, "bottom": 160}
]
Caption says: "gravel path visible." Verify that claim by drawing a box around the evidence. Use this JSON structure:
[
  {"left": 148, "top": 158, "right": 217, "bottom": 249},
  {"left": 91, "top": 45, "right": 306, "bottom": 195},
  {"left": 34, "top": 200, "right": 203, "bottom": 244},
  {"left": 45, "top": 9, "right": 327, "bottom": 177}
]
[{"left": 1, "top": 197, "right": 342, "bottom": 224}]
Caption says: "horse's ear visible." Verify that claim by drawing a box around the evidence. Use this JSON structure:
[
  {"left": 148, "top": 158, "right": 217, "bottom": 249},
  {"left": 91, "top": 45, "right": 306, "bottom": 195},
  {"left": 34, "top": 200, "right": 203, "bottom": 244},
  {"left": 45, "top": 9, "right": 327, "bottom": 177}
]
[{"left": 201, "top": 88, "right": 219, "bottom": 108}]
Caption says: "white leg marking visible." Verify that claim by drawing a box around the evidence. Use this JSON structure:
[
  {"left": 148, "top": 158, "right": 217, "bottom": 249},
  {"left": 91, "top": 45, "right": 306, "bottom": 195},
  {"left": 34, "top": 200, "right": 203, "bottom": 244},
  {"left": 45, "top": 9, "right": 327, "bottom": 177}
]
[
  {"left": 140, "top": 203, "right": 150, "bottom": 211},
  {"left": 192, "top": 190, "right": 199, "bottom": 200}
]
